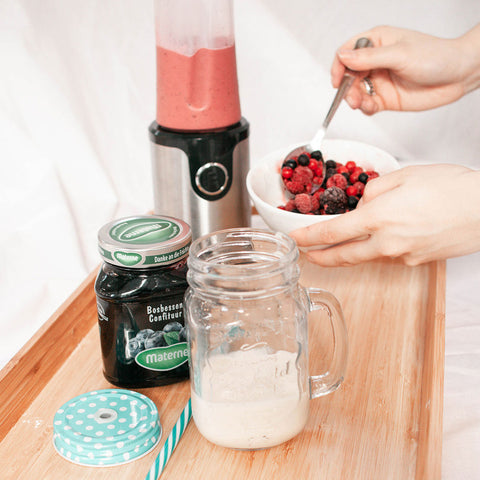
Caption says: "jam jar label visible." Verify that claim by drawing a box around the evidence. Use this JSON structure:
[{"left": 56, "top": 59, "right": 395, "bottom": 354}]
[{"left": 122, "top": 298, "right": 188, "bottom": 372}]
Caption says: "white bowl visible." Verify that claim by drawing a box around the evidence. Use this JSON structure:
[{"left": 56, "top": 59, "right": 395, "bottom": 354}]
[{"left": 246, "top": 139, "right": 400, "bottom": 235}]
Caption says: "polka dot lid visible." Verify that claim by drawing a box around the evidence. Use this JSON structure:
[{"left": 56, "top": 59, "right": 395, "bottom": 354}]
[{"left": 53, "top": 389, "right": 162, "bottom": 467}]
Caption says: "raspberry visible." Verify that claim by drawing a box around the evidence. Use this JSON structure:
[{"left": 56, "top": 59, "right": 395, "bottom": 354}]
[
  {"left": 292, "top": 166, "right": 314, "bottom": 184},
  {"left": 310, "top": 194, "right": 320, "bottom": 212},
  {"left": 353, "top": 181, "right": 365, "bottom": 195},
  {"left": 294, "top": 193, "right": 313, "bottom": 214},
  {"left": 285, "top": 180, "right": 306, "bottom": 194},
  {"left": 326, "top": 173, "right": 348, "bottom": 190},
  {"left": 284, "top": 199, "right": 296, "bottom": 211},
  {"left": 366, "top": 170, "right": 380, "bottom": 180},
  {"left": 320, "top": 187, "right": 348, "bottom": 214}
]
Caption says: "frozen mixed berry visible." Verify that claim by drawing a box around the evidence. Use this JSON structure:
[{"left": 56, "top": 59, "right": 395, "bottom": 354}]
[
  {"left": 284, "top": 199, "right": 296, "bottom": 211},
  {"left": 297, "top": 153, "right": 310, "bottom": 166},
  {"left": 284, "top": 159, "right": 297, "bottom": 170},
  {"left": 277, "top": 151, "right": 379, "bottom": 215},
  {"left": 349, "top": 166, "right": 364, "bottom": 184},
  {"left": 325, "top": 160, "right": 337, "bottom": 169},
  {"left": 326, "top": 173, "right": 348, "bottom": 190},
  {"left": 282, "top": 167, "right": 293, "bottom": 179},
  {"left": 345, "top": 161, "right": 356, "bottom": 173},
  {"left": 292, "top": 165, "right": 313, "bottom": 184},
  {"left": 347, "top": 195, "right": 359, "bottom": 209},
  {"left": 294, "top": 193, "right": 313, "bottom": 214},
  {"left": 353, "top": 181, "right": 365, "bottom": 195},
  {"left": 358, "top": 172, "right": 369, "bottom": 184},
  {"left": 320, "top": 187, "right": 348, "bottom": 215},
  {"left": 346, "top": 185, "right": 357, "bottom": 197},
  {"left": 285, "top": 180, "right": 307, "bottom": 194}
]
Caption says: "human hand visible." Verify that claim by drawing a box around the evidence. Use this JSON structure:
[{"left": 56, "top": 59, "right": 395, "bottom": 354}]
[
  {"left": 290, "top": 164, "right": 480, "bottom": 266},
  {"left": 331, "top": 24, "right": 480, "bottom": 115}
]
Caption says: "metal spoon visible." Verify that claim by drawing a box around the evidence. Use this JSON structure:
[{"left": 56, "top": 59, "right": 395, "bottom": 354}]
[{"left": 283, "top": 37, "right": 373, "bottom": 161}]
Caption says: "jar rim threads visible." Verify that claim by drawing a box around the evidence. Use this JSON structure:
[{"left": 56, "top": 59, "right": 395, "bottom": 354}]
[{"left": 186, "top": 228, "right": 299, "bottom": 295}]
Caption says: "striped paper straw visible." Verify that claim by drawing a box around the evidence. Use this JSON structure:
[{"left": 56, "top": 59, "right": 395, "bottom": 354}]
[{"left": 146, "top": 398, "right": 192, "bottom": 479}]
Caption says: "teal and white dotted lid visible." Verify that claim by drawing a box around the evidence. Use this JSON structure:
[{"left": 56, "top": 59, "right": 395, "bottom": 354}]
[{"left": 53, "top": 389, "right": 162, "bottom": 467}]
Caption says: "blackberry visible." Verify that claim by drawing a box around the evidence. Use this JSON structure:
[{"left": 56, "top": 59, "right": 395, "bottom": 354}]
[
  {"left": 325, "top": 159, "right": 337, "bottom": 169},
  {"left": 310, "top": 150, "right": 323, "bottom": 161},
  {"left": 347, "top": 195, "right": 359, "bottom": 209},
  {"left": 358, "top": 172, "right": 369, "bottom": 184},
  {"left": 297, "top": 154, "right": 310, "bottom": 166},
  {"left": 320, "top": 186, "right": 348, "bottom": 214}
]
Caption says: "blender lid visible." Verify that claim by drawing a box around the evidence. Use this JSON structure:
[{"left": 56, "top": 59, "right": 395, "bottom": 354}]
[{"left": 53, "top": 389, "right": 162, "bottom": 467}]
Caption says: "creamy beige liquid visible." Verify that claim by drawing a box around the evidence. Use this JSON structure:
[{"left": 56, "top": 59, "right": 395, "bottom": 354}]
[{"left": 191, "top": 348, "right": 309, "bottom": 449}]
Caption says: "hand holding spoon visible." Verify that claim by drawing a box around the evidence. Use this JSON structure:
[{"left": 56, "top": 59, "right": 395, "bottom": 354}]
[{"left": 283, "top": 37, "right": 373, "bottom": 162}]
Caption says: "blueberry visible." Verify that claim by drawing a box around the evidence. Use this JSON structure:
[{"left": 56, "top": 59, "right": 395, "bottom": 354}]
[
  {"left": 163, "top": 322, "right": 183, "bottom": 333},
  {"left": 145, "top": 331, "right": 167, "bottom": 349},
  {"left": 358, "top": 172, "right": 369, "bottom": 184},
  {"left": 310, "top": 150, "right": 323, "bottom": 161},
  {"left": 136, "top": 329, "right": 154, "bottom": 341},
  {"left": 341, "top": 172, "right": 350, "bottom": 182},
  {"left": 347, "top": 195, "right": 359, "bottom": 209},
  {"left": 179, "top": 327, "right": 187, "bottom": 343},
  {"left": 297, "top": 154, "right": 310, "bottom": 166},
  {"left": 127, "top": 338, "right": 143, "bottom": 358},
  {"left": 325, "top": 160, "right": 337, "bottom": 169},
  {"left": 285, "top": 159, "right": 297, "bottom": 169}
]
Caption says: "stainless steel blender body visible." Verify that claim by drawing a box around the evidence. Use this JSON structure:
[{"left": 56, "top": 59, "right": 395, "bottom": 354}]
[{"left": 149, "top": 119, "right": 251, "bottom": 238}]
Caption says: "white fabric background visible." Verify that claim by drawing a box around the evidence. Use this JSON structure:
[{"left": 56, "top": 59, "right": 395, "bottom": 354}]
[{"left": 1, "top": 0, "right": 479, "bottom": 477}]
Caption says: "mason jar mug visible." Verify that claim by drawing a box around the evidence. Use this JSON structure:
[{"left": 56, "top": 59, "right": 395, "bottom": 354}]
[{"left": 184, "top": 228, "right": 348, "bottom": 449}]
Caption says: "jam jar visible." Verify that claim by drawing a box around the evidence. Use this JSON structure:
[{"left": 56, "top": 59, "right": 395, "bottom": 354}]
[{"left": 94, "top": 215, "right": 191, "bottom": 388}]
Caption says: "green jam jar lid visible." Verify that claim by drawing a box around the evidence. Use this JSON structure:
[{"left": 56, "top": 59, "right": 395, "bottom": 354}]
[
  {"left": 98, "top": 215, "right": 191, "bottom": 268},
  {"left": 53, "top": 389, "right": 162, "bottom": 467}
]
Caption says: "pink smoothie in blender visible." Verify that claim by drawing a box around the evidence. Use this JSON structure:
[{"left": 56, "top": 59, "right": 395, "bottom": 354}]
[
  {"left": 154, "top": 0, "right": 242, "bottom": 131},
  {"left": 156, "top": 42, "right": 241, "bottom": 130}
]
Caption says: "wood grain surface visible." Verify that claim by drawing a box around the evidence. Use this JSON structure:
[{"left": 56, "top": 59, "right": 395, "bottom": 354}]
[{"left": 0, "top": 257, "right": 445, "bottom": 480}]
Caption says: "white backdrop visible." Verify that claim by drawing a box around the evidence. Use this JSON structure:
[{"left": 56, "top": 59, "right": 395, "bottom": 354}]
[{"left": 1, "top": 1, "right": 479, "bottom": 478}]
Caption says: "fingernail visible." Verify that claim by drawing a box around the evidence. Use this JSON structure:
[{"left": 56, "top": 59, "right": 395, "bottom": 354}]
[{"left": 338, "top": 49, "right": 355, "bottom": 58}]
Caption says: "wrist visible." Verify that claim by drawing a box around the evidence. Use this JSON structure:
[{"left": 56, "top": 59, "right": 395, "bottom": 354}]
[{"left": 457, "top": 24, "right": 480, "bottom": 94}]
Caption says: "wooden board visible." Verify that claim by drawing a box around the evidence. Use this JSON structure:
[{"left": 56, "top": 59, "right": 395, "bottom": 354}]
[{"left": 0, "top": 257, "right": 445, "bottom": 480}]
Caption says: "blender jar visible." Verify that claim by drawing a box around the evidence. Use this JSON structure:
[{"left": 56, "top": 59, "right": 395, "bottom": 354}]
[{"left": 154, "top": 0, "right": 241, "bottom": 131}]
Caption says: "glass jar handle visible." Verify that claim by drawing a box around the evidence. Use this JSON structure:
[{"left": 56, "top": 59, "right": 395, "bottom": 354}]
[{"left": 305, "top": 287, "right": 348, "bottom": 399}]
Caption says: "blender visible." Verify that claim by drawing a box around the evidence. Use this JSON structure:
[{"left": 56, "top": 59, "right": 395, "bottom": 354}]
[{"left": 149, "top": 0, "right": 251, "bottom": 238}]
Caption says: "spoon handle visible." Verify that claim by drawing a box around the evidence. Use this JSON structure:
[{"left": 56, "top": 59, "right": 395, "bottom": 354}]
[{"left": 321, "top": 37, "right": 373, "bottom": 131}]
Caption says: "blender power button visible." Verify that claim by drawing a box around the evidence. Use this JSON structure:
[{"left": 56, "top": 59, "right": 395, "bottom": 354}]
[{"left": 195, "top": 163, "right": 229, "bottom": 196}]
